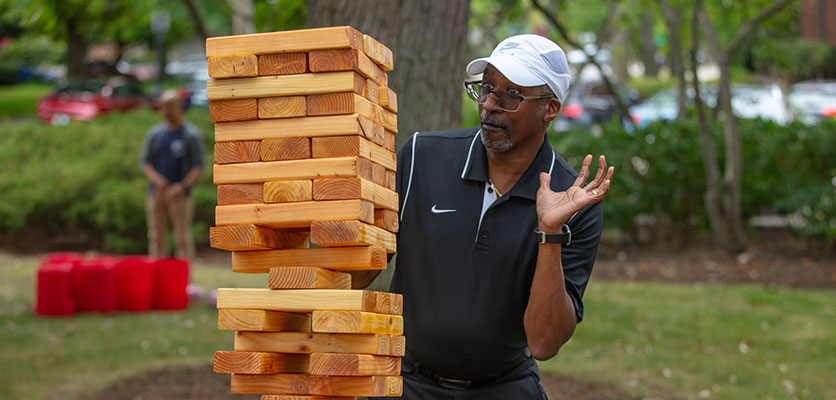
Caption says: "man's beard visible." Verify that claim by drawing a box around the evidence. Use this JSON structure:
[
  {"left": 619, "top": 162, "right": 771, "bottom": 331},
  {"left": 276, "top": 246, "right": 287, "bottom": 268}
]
[{"left": 480, "top": 112, "right": 513, "bottom": 153}]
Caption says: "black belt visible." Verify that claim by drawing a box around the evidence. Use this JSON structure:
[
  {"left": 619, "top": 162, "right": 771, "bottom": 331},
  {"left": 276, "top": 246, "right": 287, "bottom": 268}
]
[{"left": 408, "top": 357, "right": 528, "bottom": 391}]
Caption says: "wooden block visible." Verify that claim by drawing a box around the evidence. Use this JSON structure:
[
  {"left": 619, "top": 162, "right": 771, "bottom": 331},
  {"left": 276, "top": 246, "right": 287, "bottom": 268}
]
[
  {"left": 383, "top": 130, "right": 395, "bottom": 152},
  {"left": 371, "top": 163, "right": 387, "bottom": 188},
  {"left": 263, "top": 180, "right": 312, "bottom": 203},
  {"left": 363, "top": 79, "right": 379, "bottom": 104},
  {"left": 232, "top": 246, "right": 387, "bottom": 273},
  {"left": 310, "top": 220, "right": 396, "bottom": 253},
  {"left": 363, "top": 34, "right": 394, "bottom": 71},
  {"left": 208, "top": 55, "right": 258, "bottom": 78},
  {"left": 385, "top": 170, "right": 396, "bottom": 191},
  {"left": 258, "top": 96, "right": 306, "bottom": 119},
  {"left": 231, "top": 374, "right": 402, "bottom": 397},
  {"left": 378, "top": 87, "right": 397, "bottom": 113},
  {"left": 210, "top": 224, "right": 308, "bottom": 251},
  {"left": 309, "top": 353, "right": 400, "bottom": 376},
  {"left": 218, "top": 308, "right": 311, "bottom": 331},
  {"left": 269, "top": 267, "right": 351, "bottom": 290},
  {"left": 210, "top": 99, "right": 258, "bottom": 122},
  {"left": 309, "top": 48, "right": 387, "bottom": 85},
  {"left": 358, "top": 116, "right": 385, "bottom": 147},
  {"left": 312, "top": 178, "right": 398, "bottom": 212},
  {"left": 216, "top": 200, "right": 374, "bottom": 228},
  {"left": 215, "top": 114, "right": 371, "bottom": 142},
  {"left": 217, "top": 289, "right": 403, "bottom": 315},
  {"left": 206, "top": 26, "right": 363, "bottom": 58},
  {"left": 214, "top": 141, "right": 261, "bottom": 164},
  {"left": 218, "top": 183, "right": 264, "bottom": 205},
  {"left": 261, "top": 137, "right": 311, "bottom": 161},
  {"left": 235, "top": 331, "right": 405, "bottom": 356},
  {"left": 214, "top": 351, "right": 310, "bottom": 374},
  {"left": 312, "top": 311, "right": 403, "bottom": 335},
  {"left": 207, "top": 71, "right": 364, "bottom": 101},
  {"left": 261, "top": 396, "right": 354, "bottom": 400},
  {"left": 259, "top": 52, "right": 307, "bottom": 75},
  {"left": 374, "top": 209, "right": 399, "bottom": 233},
  {"left": 311, "top": 136, "right": 396, "bottom": 171},
  {"left": 213, "top": 157, "right": 372, "bottom": 185},
  {"left": 306, "top": 92, "right": 397, "bottom": 133}
]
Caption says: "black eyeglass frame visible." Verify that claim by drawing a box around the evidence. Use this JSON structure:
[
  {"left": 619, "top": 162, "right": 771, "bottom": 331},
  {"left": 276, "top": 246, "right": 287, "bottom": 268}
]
[{"left": 463, "top": 80, "right": 556, "bottom": 112}]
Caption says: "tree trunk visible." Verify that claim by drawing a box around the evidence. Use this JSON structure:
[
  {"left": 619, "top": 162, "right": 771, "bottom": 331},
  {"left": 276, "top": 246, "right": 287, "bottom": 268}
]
[
  {"left": 306, "top": 0, "right": 471, "bottom": 152},
  {"left": 65, "top": 15, "right": 88, "bottom": 79},
  {"left": 182, "top": 0, "right": 210, "bottom": 39},
  {"left": 610, "top": 21, "right": 630, "bottom": 82},
  {"left": 227, "top": 0, "right": 256, "bottom": 34},
  {"left": 639, "top": 9, "right": 658, "bottom": 76},
  {"left": 659, "top": 0, "right": 687, "bottom": 119},
  {"left": 716, "top": 58, "right": 747, "bottom": 253}
]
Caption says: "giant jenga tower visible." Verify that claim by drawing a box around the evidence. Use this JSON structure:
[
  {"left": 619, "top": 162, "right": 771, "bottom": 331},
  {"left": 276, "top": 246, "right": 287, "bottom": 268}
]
[{"left": 206, "top": 26, "right": 403, "bottom": 399}]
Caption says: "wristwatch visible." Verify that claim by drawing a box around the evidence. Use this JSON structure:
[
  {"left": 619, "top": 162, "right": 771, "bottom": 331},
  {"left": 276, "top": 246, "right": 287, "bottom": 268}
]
[{"left": 534, "top": 224, "right": 571, "bottom": 246}]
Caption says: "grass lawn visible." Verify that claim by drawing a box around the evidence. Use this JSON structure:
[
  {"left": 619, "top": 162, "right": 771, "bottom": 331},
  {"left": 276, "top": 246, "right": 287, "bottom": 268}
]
[{"left": 0, "top": 83, "right": 53, "bottom": 118}]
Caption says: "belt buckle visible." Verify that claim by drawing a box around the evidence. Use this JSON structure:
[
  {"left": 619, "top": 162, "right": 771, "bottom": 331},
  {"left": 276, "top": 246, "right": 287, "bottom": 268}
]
[{"left": 436, "top": 376, "right": 472, "bottom": 390}]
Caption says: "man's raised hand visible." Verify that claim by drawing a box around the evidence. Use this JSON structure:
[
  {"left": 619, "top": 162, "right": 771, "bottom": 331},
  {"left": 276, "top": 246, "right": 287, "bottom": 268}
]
[{"left": 536, "top": 154, "right": 614, "bottom": 233}]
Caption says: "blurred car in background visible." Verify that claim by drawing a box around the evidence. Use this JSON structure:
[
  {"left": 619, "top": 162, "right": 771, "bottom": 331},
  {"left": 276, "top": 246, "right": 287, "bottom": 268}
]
[
  {"left": 36, "top": 77, "right": 153, "bottom": 124},
  {"left": 788, "top": 80, "right": 836, "bottom": 124},
  {"left": 555, "top": 77, "right": 640, "bottom": 131}
]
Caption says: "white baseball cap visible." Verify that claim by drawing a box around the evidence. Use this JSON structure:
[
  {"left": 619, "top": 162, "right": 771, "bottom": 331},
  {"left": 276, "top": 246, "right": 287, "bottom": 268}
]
[{"left": 466, "top": 34, "right": 572, "bottom": 102}]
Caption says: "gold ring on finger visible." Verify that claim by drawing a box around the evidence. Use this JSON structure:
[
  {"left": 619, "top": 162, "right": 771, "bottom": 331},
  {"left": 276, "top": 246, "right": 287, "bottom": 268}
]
[{"left": 592, "top": 189, "right": 599, "bottom": 196}]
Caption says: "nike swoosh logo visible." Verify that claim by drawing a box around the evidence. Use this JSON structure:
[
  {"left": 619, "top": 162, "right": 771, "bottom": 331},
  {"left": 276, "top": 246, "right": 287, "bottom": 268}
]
[{"left": 431, "top": 204, "right": 457, "bottom": 214}]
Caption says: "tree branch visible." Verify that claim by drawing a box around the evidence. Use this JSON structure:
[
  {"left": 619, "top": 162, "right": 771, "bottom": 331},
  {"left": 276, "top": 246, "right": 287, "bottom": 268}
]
[
  {"left": 727, "top": 0, "right": 796, "bottom": 56},
  {"left": 181, "top": 0, "right": 210, "bottom": 39}
]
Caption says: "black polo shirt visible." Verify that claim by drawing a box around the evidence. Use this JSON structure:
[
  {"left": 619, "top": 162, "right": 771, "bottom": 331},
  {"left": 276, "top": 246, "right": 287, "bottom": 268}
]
[{"left": 391, "top": 126, "right": 603, "bottom": 380}]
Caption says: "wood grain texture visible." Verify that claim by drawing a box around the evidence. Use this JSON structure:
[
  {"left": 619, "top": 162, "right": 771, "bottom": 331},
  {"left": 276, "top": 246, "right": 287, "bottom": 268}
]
[
  {"left": 263, "top": 180, "right": 312, "bottom": 203},
  {"left": 218, "top": 308, "right": 311, "bottom": 332},
  {"left": 268, "top": 267, "right": 351, "bottom": 289},
  {"left": 206, "top": 26, "right": 363, "bottom": 58},
  {"left": 215, "top": 199, "right": 374, "bottom": 228},
  {"left": 312, "top": 311, "right": 403, "bottom": 335},
  {"left": 215, "top": 114, "right": 368, "bottom": 142},
  {"left": 311, "top": 136, "right": 396, "bottom": 171},
  {"left": 208, "top": 55, "right": 258, "bottom": 78},
  {"left": 371, "top": 163, "right": 387, "bottom": 189},
  {"left": 258, "top": 96, "right": 306, "bottom": 119},
  {"left": 309, "top": 220, "right": 396, "bottom": 253},
  {"left": 306, "top": 92, "right": 397, "bottom": 133},
  {"left": 207, "top": 72, "right": 364, "bottom": 101},
  {"left": 235, "top": 331, "right": 405, "bottom": 356},
  {"left": 385, "top": 170, "right": 396, "bottom": 191},
  {"left": 232, "top": 246, "right": 387, "bottom": 273},
  {"left": 309, "top": 353, "right": 401, "bottom": 376},
  {"left": 214, "top": 141, "right": 261, "bottom": 164},
  {"left": 216, "top": 289, "right": 402, "bottom": 315},
  {"left": 378, "top": 87, "right": 398, "bottom": 113},
  {"left": 230, "top": 374, "right": 402, "bottom": 397},
  {"left": 209, "top": 224, "right": 309, "bottom": 251},
  {"left": 358, "top": 116, "right": 385, "bottom": 147},
  {"left": 382, "top": 130, "right": 395, "bottom": 152},
  {"left": 308, "top": 48, "right": 387, "bottom": 85},
  {"left": 258, "top": 53, "right": 307, "bottom": 75},
  {"left": 312, "top": 178, "right": 398, "bottom": 212},
  {"left": 214, "top": 351, "right": 309, "bottom": 374},
  {"left": 363, "top": 79, "right": 379, "bottom": 104},
  {"left": 213, "top": 157, "right": 372, "bottom": 185},
  {"left": 210, "top": 99, "right": 258, "bottom": 122},
  {"left": 373, "top": 209, "right": 399, "bottom": 233},
  {"left": 217, "top": 183, "right": 264, "bottom": 205},
  {"left": 362, "top": 34, "right": 394, "bottom": 71},
  {"left": 261, "top": 137, "right": 311, "bottom": 161}
]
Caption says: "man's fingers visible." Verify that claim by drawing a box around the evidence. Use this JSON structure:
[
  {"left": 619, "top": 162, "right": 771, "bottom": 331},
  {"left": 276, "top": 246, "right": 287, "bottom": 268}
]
[
  {"left": 573, "top": 154, "right": 593, "bottom": 187},
  {"left": 539, "top": 172, "right": 552, "bottom": 192}
]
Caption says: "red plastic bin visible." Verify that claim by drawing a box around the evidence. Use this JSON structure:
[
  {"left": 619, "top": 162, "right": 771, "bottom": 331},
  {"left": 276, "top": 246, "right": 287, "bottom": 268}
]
[
  {"left": 73, "top": 257, "right": 118, "bottom": 313},
  {"left": 36, "top": 261, "right": 78, "bottom": 316},
  {"left": 153, "top": 258, "right": 189, "bottom": 310},
  {"left": 114, "top": 256, "right": 154, "bottom": 312}
]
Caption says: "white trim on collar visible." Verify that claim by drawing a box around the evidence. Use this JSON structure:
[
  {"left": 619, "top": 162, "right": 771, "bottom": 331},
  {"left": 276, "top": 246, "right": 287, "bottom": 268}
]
[{"left": 460, "top": 130, "right": 481, "bottom": 179}]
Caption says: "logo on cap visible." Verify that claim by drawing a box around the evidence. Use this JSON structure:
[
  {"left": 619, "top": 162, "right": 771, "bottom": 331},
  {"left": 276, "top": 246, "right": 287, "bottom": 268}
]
[{"left": 499, "top": 42, "right": 521, "bottom": 52}]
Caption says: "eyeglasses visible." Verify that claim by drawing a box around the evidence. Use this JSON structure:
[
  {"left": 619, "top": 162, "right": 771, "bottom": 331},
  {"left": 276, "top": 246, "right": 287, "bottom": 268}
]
[{"left": 464, "top": 80, "right": 555, "bottom": 112}]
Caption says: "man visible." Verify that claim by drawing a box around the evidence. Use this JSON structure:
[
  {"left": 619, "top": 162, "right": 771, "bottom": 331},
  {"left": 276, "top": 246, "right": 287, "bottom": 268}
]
[{"left": 140, "top": 90, "right": 204, "bottom": 262}]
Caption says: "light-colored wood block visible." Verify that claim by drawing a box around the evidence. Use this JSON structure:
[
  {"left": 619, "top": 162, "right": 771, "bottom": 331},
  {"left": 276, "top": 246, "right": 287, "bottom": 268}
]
[
  {"left": 218, "top": 308, "right": 311, "bottom": 332},
  {"left": 311, "top": 136, "right": 396, "bottom": 171},
  {"left": 230, "top": 374, "right": 402, "bottom": 397},
  {"left": 214, "top": 141, "right": 261, "bottom": 164},
  {"left": 232, "top": 246, "right": 387, "bottom": 273},
  {"left": 208, "top": 55, "right": 258, "bottom": 78},
  {"left": 358, "top": 116, "right": 385, "bottom": 147},
  {"left": 210, "top": 225, "right": 309, "bottom": 251},
  {"left": 374, "top": 209, "right": 399, "bottom": 233},
  {"left": 207, "top": 71, "right": 364, "bottom": 101},
  {"left": 309, "top": 353, "right": 401, "bottom": 376},
  {"left": 312, "top": 311, "right": 403, "bottom": 335},
  {"left": 385, "top": 170, "right": 396, "bottom": 191},
  {"left": 263, "top": 180, "right": 312, "bottom": 203},
  {"left": 210, "top": 99, "right": 258, "bottom": 122},
  {"left": 306, "top": 92, "right": 397, "bottom": 133},
  {"left": 269, "top": 267, "right": 351, "bottom": 290},
  {"left": 216, "top": 199, "right": 374, "bottom": 228},
  {"left": 371, "top": 163, "right": 387, "bottom": 189},
  {"left": 261, "top": 137, "right": 311, "bottom": 161},
  {"left": 216, "top": 289, "right": 403, "bottom": 315},
  {"left": 206, "top": 26, "right": 363, "bottom": 58},
  {"left": 312, "top": 178, "right": 398, "bottom": 212},
  {"left": 235, "top": 331, "right": 405, "bottom": 356},
  {"left": 363, "top": 79, "right": 379, "bottom": 104},
  {"left": 259, "top": 53, "right": 307, "bottom": 75},
  {"left": 217, "top": 183, "right": 264, "bottom": 205},
  {"left": 215, "top": 114, "right": 373, "bottom": 142},
  {"left": 213, "top": 157, "right": 372, "bottom": 185},
  {"left": 378, "top": 87, "right": 397, "bottom": 113},
  {"left": 261, "top": 396, "right": 354, "bottom": 400},
  {"left": 309, "top": 48, "right": 387, "bottom": 85},
  {"left": 214, "top": 351, "right": 310, "bottom": 374},
  {"left": 362, "top": 34, "right": 394, "bottom": 71},
  {"left": 310, "top": 220, "right": 396, "bottom": 253},
  {"left": 258, "top": 96, "right": 306, "bottom": 119},
  {"left": 383, "top": 130, "right": 395, "bottom": 152}
]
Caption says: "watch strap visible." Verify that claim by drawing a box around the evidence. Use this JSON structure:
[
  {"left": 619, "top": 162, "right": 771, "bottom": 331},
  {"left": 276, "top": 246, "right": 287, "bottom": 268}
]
[{"left": 534, "top": 224, "right": 571, "bottom": 246}]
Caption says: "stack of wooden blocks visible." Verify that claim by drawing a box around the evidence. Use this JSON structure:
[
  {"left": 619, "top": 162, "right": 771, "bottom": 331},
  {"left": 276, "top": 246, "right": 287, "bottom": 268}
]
[{"left": 206, "top": 26, "right": 404, "bottom": 399}]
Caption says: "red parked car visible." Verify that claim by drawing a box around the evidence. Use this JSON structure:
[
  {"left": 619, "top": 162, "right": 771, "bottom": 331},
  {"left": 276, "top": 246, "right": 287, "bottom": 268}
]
[{"left": 36, "top": 77, "right": 154, "bottom": 124}]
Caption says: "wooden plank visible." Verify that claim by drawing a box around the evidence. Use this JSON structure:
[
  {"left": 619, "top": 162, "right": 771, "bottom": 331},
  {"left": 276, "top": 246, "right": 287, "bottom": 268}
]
[
  {"left": 207, "top": 71, "right": 364, "bottom": 101},
  {"left": 213, "top": 157, "right": 372, "bottom": 185},
  {"left": 215, "top": 199, "right": 374, "bottom": 228},
  {"left": 269, "top": 267, "right": 351, "bottom": 289},
  {"left": 218, "top": 308, "right": 311, "bottom": 332},
  {"left": 261, "top": 137, "right": 311, "bottom": 161},
  {"left": 312, "top": 178, "right": 398, "bottom": 212},
  {"left": 263, "top": 180, "right": 312, "bottom": 203},
  {"left": 308, "top": 48, "right": 387, "bottom": 85},
  {"left": 312, "top": 311, "right": 403, "bottom": 335},
  {"left": 259, "top": 52, "right": 307, "bottom": 75},
  {"left": 310, "top": 220, "right": 396, "bottom": 253},
  {"left": 373, "top": 209, "right": 399, "bottom": 233},
  {"left": 309, "top": 353, "right": 400, "bottom": 376},
  {"left": 214, "top": 141, "right": 261, "bottom": 164},
  {"left": 378, "top": 87, "right": 398, "bottom": 113},
  {"left": 258, "top": 96, "right": 306, "bottom": 119},
  {"left": 215, "top": 114, "right": 370, "bottom": 142},
  {"left": 371, "top": 163, "right": 387, "bottom": 189},
  {"left": 217, "top": 289, "right": 402, "bottom": 315},
  {"left": 362, "top": 34, "right": 394, "bottom": 71},
  {"left": 210, "top": 99, "right": 258, "bottom": 122},
  {"left": 232, "top": 246, "right": 387, "bottom": 273},
  {"left": 235, "top": 331, "right": 405, "bottom": 356},
  {"left": 230, "top": 374, "right": 402, "bottom": 397},
  {"left": 218, "top": 183, "right": 264, "bottom": 205},
  {"left": 306, "top": 92, "right": 397, "bottom": 133},
  {"left": 385, "top": 170, "right": 396, "bottom": 191},
  {"left": 311, "top": 136, "right": 396, "bottom": 171},
  {"left": 210, "top": 225, "right": 309, "bottom": 251},
  {"left": 206, "top": 26, "right": 363, "bottom": 58},
  {"left": 261, "top": 396, "right": 354, "bottom": 400},
  {"left": 363, "top": 79, "right": 379, "bottom": 104},
  {"left": 358, "top": 116, "right": 385, "bottom": 147},
  {"left": 214, "top": 351, "right": 309, "bottom": 374},
  {"left": 208, "top": 55, "right": 258, "bottom": 78},
  {"left": 383, "top": 130, "right": 395, "bottom": 152}
]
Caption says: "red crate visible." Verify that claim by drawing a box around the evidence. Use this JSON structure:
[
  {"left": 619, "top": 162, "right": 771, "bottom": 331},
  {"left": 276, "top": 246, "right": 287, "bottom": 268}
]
[
  {"left": 114, "top": 256, "right": 154, "bottom": 312},
  {"left": 153, "top": 258, "right": 189, "bottom": 310}
]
